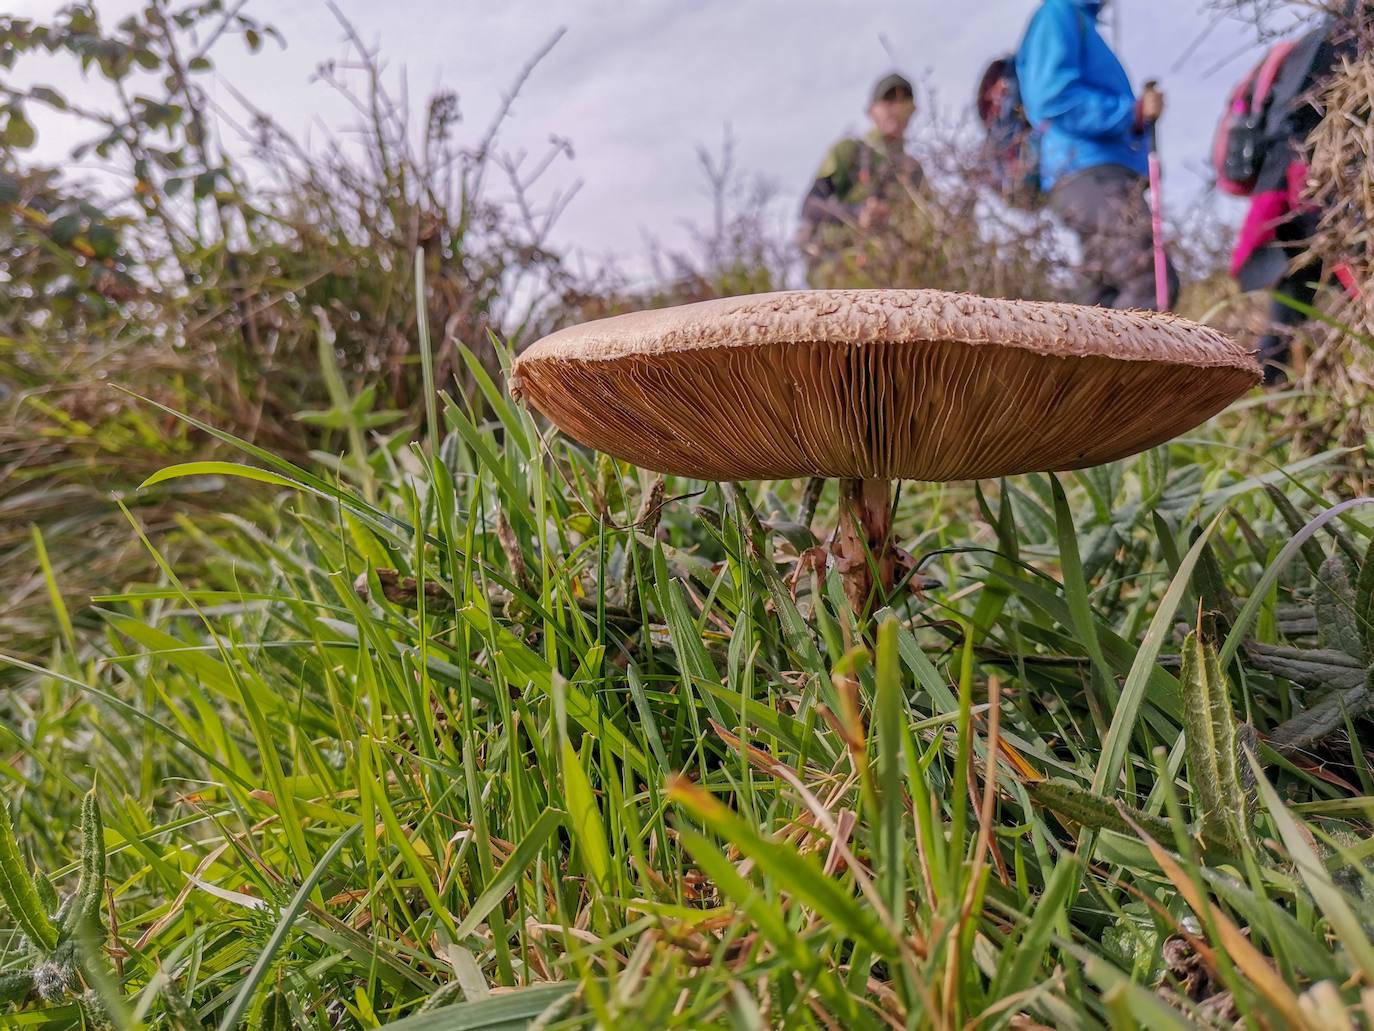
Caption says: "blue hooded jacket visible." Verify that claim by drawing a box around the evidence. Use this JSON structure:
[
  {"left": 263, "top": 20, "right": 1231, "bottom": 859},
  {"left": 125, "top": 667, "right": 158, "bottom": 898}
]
[{"left": 1015, "top": 0, "right": 1147, "bottom": 191}]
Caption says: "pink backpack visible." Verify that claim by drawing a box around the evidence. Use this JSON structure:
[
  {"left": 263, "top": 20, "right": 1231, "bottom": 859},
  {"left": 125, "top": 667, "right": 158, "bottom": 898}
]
[{"left": 1212, "top": 40, "right": 1298, "bottom": 197}]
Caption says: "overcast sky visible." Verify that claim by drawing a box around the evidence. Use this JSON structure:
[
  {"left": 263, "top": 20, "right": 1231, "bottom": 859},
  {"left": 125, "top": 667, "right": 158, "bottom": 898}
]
[{"left": 15, "top": 0, "right": 1292, "bottom": 282}]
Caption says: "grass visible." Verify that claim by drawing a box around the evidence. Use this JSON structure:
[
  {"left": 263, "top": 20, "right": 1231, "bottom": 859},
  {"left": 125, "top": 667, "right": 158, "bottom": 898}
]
[
  {"left": 0, "top": 317, "right": 1372, "bottom": 1028},
  {"left": 3, "top": 3, "right": 1373, "bottom": 1024}
]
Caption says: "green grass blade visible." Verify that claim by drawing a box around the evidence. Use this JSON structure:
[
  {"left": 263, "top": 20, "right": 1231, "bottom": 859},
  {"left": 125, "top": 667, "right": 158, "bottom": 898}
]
[
  {"left": 1247, "top": 752, "right": 1374, "bottom": 983},
  {"left": 561, "top": 735, "right": 612, "bottom": 893},
  {"left": 993, "top": 857, "right": 1078, "bottom": 1001},
  {"left": 28, "top": 525, "right": 75, "bottom": 656},
  {"left": 0, "top": 793, "right": 58, "bottom": 952},
  {"left": 216, "top": 824, "right": 360, "bottom": 1031},
  {"left": 669, "top": 778, "right": 890, "bottom": 957},
  {"left": 378, "top": 982, "right": 577, "bottom": 1029},
  {"left": 453, "top": 808, "right": 563, "bottom": 941},
  {"left": 1092, "top": 512, "right": 1223, "bottom": 796},
  {"left": 141, "top": 461, "right": 343, "bottom": 498},
  {"left": 1220, "top": 498, "right": 1374, "bottom": 670},
  {"left": 873, "top": 617, "right": 905, "bottom": 924},
  {"left": 1050, "top": 475, "right": 1115, "bottom": 699},
  {"left": 415, "top": 248, "right": 440, "bottom": 457}
]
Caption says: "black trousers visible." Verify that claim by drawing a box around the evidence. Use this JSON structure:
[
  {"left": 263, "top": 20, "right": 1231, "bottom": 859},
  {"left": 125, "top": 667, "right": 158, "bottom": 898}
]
[
  {"left": 1049, "top": 164, "right": 1180, "bottom": 311},
  {"left": 1239, "top": 207, "right": 1323, "bottom": 385}
]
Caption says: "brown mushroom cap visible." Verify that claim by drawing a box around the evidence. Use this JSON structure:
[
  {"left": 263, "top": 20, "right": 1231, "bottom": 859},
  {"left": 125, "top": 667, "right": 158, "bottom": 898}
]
[{"left": 511, "top": 289, "right": 1260, "bottom": 481}]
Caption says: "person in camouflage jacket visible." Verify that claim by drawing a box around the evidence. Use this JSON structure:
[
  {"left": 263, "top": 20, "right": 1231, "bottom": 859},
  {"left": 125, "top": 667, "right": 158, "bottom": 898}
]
[{"left": 799, "top": 73, "right": 926, "bottom": 286}]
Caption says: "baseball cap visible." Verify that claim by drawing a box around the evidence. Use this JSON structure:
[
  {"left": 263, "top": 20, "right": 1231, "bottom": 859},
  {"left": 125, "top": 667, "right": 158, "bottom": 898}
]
[{"left": 871, "top": 72, "right": 914, "bottom": 104}]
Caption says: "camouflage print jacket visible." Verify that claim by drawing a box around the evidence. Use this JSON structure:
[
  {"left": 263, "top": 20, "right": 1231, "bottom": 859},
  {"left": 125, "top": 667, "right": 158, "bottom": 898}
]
[{"left": 799, "top": 129, "right": 926, "bottom": 253}]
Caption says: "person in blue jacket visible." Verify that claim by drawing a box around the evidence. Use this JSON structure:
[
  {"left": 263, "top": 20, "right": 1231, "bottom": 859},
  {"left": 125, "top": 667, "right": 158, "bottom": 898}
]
[{"left": 1016, "top": 0, "right": 1178, "bottom": 310}]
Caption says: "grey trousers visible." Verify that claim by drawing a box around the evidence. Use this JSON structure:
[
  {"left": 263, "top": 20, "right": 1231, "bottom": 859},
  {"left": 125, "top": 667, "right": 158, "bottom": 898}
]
[{"left": 1049, "top": 164, "right": 1180, "bottom": 311}]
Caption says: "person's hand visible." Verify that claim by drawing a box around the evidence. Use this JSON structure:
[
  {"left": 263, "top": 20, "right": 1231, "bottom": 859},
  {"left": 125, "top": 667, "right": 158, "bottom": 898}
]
[
  {"left": 1137, "top": 83, "right": 1165, "bottom": 127},
  {"left": 858, "top": 197, "right": 890, "bottom": 229}
]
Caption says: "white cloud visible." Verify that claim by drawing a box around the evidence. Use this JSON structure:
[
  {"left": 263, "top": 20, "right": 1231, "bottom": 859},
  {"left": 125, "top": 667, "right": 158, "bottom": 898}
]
[{"left": 22, "top": 0, "right": 1279, "bottom": 278}]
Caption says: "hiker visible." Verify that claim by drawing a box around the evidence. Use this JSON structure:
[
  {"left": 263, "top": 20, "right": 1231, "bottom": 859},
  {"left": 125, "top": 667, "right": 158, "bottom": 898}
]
[
  {"left": 1015, "top": 0, "right": 1179, "bottom": 310},
  {"left": 798, "top": 73, "right": 926, "bottom": 287},
  {"left": 975, "top": 56, "right": 1043, "bottom": 211},
  {"left": 1219, "top": 9, "right": 1359, "bottom": 386}
]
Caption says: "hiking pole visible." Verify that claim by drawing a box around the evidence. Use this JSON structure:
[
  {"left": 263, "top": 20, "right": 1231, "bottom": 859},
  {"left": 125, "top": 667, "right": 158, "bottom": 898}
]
[{"left": 1144, "top": 80, "right": 1170, "bottom": 311}]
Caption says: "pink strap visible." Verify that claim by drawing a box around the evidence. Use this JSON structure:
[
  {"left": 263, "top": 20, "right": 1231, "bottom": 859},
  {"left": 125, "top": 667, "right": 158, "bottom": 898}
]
[
  {"left": 1230, "top": 190, "right": 1289, "bottom": 278},
  {"left": 1285, "top": 161, "right": 1317, "bottom": 211},
  {"left": 1335, "top": 263, "right": 1361, "bottom": 301},
  {"left": 1251, "top": 40, "right": 1297, "bottom": 114}
]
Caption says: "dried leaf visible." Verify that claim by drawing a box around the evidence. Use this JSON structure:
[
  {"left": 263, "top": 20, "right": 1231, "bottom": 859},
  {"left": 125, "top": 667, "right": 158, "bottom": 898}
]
[{"left": 1123, "top": 812, "right": 1308, "bottom": 1029}]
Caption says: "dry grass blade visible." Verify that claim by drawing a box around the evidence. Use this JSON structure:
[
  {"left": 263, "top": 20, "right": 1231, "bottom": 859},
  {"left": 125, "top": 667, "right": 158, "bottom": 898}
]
[
  {"left": 1117, "top": 809, "right": 1310, "bottom": 1029},
  {"left": 1247, "top": 751, "right": 1374, "bottom": 984}
]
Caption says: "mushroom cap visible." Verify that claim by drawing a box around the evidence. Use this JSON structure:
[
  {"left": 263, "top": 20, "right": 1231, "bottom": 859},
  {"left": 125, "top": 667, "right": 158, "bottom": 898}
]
[{"left": 510, "top": 289, "right": 1260, "bottom": 481}]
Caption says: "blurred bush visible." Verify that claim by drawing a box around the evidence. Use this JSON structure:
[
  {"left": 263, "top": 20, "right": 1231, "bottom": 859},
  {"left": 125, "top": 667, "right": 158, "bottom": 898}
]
[{"left": 0, "top": 1, "right": 592, "bottom": 661}]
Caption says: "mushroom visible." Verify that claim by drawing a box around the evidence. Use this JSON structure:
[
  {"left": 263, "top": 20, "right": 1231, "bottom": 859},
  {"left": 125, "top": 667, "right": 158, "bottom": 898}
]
[{"left": 509, "top": 289, "right": 1260, "bottom": 618}]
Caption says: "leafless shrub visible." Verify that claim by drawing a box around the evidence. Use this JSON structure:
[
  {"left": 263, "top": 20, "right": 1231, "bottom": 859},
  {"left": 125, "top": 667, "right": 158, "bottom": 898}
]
[
  {"left": 860, "top": 130, "right": 1069, "bottom": 300},
  {"left": 1306, "top": 6, "right": 1374, "bottom": 331},
  {"left": 225, "top": 11, "right": 585, "bottom": 421},
  {"left": 0, "top": 3, "right": 597, "bottom": 659},
  {"left": 646, "top": 127, "right": 794, "bottom": 303}
]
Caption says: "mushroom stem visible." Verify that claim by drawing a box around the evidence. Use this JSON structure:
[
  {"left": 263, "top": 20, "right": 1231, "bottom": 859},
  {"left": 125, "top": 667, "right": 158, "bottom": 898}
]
[{"left": 835, "top": 478, "right": 895, "bottom": 618}]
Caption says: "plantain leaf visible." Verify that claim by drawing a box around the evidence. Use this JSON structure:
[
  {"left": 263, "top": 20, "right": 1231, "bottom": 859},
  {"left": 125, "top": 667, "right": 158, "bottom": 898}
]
[
  {"left": 1180, "top": 629, "right": 1249, "bottom": 853},
  {"left": 1248, "top": 751, "right": 1374, "bottom": 984},
  {"left": 1268, "top": 673, "right": 1373, "bottom": 758},
  {"left": 1276, "top": 604, "right": 1318, "bottom": 639},
  {"left": 1244, "top": 643, "right": 1365, "bottom": 691},
  {"left": 257, "top": 973, "right": 293, "bottom": 1030},
  {"left": 1357, "top": 533, "right": 1374, "bottom": 663},
  {"left": 1029, "top": 779, "right": 1174, "bottom": 842},
  {"left": 33, "top": 867, "right": 58, "bottom": 918},
  {"left": 216, "top": 825, "right": 360, "bottom": 1031},
  {"left": 1315, "top": 551, "right": 1363, "bottom": 661},
  {"left": 61, "top": 789, "right": 105, "bottom": 939},
  {"left": 1191, "top": 537, "right": 1236, "bottom": 632},
  {"left": 1221, "top": 498, "right": 1374, "bottom": 672},
  {"left": 379, "top": 982, "right": 577, "bottom": 1029},
  {"left": 1080, "top": 523, "right": 1122, "bottom": 583},
  {"left": 415, "top": 980, "right": 466, "bottom": 1014},
  {"left": 0, "top": 970, "right": 33, "bottom": 1006}
]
